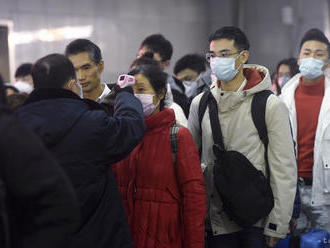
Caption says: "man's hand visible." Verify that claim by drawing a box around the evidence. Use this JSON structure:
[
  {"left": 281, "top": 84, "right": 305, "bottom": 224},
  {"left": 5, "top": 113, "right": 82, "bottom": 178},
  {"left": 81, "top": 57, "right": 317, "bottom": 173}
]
[{"left": 266, "top": 236, "right": 281, "bottom": 247}]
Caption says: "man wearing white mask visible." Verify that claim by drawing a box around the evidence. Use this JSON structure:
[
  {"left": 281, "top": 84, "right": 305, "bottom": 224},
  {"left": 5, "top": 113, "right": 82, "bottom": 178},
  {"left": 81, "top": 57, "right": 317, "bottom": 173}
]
[
  {"left": 188, "top": 26, "right": 297, "bottom": 247},
  {"left": 14, "top": 63, "right": 34, "bottom": 94},
  {"left": 281, "top": 28, "right": 330, "bottom": 232}
]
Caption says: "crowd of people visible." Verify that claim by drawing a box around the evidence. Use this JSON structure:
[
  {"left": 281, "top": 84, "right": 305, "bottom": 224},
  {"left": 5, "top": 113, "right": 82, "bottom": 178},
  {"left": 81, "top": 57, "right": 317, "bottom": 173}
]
[{"left": 0, "top": 25, "right": 330, "bottom": 248}]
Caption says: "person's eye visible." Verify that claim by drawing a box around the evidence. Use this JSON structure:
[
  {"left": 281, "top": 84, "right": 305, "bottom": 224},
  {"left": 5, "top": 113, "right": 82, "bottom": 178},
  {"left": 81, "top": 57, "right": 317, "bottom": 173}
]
[
  {"left": 303, "top": 52, "right": 310, "bottom": 56},
  {"left": 316, "top": 53, "right": 325, "bottom": 57},
  {"left": 82, "top": 65, "right": 91, "bottom": 70}
]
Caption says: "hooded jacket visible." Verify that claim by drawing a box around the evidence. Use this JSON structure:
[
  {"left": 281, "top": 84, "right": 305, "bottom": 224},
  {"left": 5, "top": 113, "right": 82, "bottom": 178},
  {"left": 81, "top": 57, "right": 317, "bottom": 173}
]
[
  {"left": 281, "top": 73, "right": 330, "bottom": 207},
  {"left": 188, "top": 64, "right": 297, "bottom": 238},
  {"left": 113, "top": 108, "right": 206, "bottom": 248},
  {"left": 16, "top": 88, "right": 145, "bottom": 248}
]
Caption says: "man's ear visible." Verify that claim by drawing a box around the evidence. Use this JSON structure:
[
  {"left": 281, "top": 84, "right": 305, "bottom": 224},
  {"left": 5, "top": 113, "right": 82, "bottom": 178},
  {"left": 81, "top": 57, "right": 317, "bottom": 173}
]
[
  {"left": 162, "top": 60, "right": 171, "bottom": 69},
  {"left": 240, "top": 50, "right": 249, "bottom": 64},
  {"left": 98, "top": 60, "right": 104, "bottom": 73}
]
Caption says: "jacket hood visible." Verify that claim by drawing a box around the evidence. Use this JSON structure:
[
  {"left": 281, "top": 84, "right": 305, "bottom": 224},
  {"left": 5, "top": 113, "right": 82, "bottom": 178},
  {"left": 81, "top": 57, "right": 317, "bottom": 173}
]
[
  {"left": 211, "top": 64, "right": 272, "bottom": 112},
  {"left": 242, "top": 64, "right": 272, "bottom": 95},
  {"left": 16, "top": 89, "right": 91, "bottom": 147}
]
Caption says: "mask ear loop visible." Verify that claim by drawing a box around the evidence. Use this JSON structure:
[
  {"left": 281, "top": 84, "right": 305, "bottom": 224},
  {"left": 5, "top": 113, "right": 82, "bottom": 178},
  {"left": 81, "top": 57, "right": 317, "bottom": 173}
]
[
  {"left": 235, "top": 50, "right": 245, "bottom": 71},
  {"left": 322, "top": 59, "right": 330, "bottom": 71}
]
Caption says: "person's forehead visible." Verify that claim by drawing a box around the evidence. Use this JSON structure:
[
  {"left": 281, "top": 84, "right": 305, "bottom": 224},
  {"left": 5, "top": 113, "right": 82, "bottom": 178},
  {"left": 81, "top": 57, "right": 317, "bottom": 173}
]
[
  {"left": 301, "top": 40, "right": 328, "bottom": 51},
  {"left": 176, "top": 68, "right": 198, "bottom": 78},
  {"left": 278, "top": 64, "right": 290, "bottom": 73},
  {"left": 210, "top": 39, "right": 236, "bottom": 51},
  {"left": 68, "top": 52, "right": 94, "bottom": 68},
  {"left": 134, "top": 73, "right": 150, "bottom": 84}
]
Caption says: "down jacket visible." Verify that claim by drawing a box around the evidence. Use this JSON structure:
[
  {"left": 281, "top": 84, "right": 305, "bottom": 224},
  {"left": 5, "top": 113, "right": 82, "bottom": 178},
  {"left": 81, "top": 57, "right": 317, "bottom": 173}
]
[
  {"left": 113, "top": 108, "right": 206, "bottom": 248},
  {"left": 188, "top": 64, "right": 297, "bottom": 239},
  {"left": 281, "top": 73, "right": 330, "bottom": 207},
  {"left": 0, "top": 105, "right": 80, "bottom": 248},
  {"left": 16, "top": 88, "right": 145, "bottom": 248}
]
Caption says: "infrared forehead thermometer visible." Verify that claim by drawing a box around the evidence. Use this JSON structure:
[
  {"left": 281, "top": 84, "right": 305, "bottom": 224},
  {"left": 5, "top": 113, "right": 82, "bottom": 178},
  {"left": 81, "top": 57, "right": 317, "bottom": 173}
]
[{"left": 117, "top": 74, "right": 135, "bottom": 88}]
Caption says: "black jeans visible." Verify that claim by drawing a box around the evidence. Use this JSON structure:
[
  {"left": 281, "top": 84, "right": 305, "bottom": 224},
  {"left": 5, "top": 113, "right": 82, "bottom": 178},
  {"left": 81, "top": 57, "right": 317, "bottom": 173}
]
[{"left": 206, "top": 227, "right": 266, "bottom": 248}]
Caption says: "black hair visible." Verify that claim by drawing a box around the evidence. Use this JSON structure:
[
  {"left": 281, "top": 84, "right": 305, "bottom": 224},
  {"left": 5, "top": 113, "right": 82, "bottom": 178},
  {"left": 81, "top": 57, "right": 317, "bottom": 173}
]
[
  {"left": 276, "top": 58, "right": 299, "bottom": 77},
  {"left": 174, "top": 54, "right": 207, "bottom": 75},
  {"left": 0, "top": 74, "right": 7, "bottom": 105},
  {"left": 209, "top": 26, "right": 250, "bottom": 51},
  {"left": 129, "top": 64, "right": 167, "bottom": 110},
  {"left": 65, "top": 39, "right": 102, "bottom": 64},
  {"left": 299, "top": 28, "right": 330, "bottom": 55},
  {"left": 130, "top": 52, "right": 161, "bottom": 70},
  {"left": 32, "top": 53, "right": 76, "bottom": 89},
  {"left": 140, "top": 34, "right": 173, "bottom": 61},
  {"left": 15, "top": 63, "right": 33, "bottom": 78}
]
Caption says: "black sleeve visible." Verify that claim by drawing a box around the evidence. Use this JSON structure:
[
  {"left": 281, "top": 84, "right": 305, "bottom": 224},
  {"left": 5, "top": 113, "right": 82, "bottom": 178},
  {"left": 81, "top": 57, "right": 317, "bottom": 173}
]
[
  {"left": 102, "top": 91, "right": 146, "bottom": 164},
  {"left": 0, "top": 109, "right": 80, "bottom": 248}
]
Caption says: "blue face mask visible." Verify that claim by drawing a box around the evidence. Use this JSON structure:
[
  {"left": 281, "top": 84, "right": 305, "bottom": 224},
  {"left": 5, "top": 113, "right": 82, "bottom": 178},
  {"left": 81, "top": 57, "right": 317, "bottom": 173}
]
[
  {"left": 299, "top": 58, "right": 325, "bottom": 79},
  {"left": 210, "top": 57, "right": 238, "bottom": 82}
]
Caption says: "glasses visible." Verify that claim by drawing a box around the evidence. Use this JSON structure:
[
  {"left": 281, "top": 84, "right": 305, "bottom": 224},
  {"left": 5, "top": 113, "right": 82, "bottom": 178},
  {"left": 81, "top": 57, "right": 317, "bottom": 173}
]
[{"left": 206, "top": 50, "right": 242, "bottom": 62}]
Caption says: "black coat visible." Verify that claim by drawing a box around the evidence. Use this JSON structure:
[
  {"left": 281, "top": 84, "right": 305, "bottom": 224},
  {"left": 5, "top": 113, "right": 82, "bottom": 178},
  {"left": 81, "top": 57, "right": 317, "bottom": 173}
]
[
  {"left": 0, "top": 106, "right": 80, "bottom": 248},
  {"left": 16, "top": 89, "right": 145, "bottom": 248}
]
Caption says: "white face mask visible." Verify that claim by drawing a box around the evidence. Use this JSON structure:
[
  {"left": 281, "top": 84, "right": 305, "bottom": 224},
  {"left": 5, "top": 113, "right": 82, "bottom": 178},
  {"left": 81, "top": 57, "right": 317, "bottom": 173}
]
[
  {"left": 278, "top": 76, "right": 290, "bottom": 88},
  {"left": 14, "top": 81, "right": 33, "bottom": 94},
  {"left": 183, "top": 80, "right": 198, "bottom": 98},
  {"left": 210, "top": 52, "right": 243, "bottom": 82},
  {"left": 299, "top": 58, "right": 325, "bottom": 79}
]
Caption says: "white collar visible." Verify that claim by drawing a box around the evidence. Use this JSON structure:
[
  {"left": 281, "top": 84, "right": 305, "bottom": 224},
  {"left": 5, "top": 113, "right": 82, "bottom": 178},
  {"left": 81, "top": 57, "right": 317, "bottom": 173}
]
[{"left": 97, "top": 83, "right": 111, "bottom": 103}]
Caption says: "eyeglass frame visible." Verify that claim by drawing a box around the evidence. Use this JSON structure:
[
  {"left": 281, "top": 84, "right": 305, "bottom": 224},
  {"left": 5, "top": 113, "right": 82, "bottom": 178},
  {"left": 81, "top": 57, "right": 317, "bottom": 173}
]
[{"left": 205, "top": 49, "right": 245, "bottom": 62}]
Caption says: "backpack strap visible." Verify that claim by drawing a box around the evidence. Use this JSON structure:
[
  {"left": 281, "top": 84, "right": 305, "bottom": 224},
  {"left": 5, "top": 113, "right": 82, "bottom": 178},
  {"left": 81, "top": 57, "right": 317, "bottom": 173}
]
[
  {"left": 251, "top": 90, "right": 273, "bottom": 181},
  {"left": 170, "top": 124, "right": 180, "bottom": 169},
  {"left": 198, "top": 90, "right": 211, "bottom": 131}
]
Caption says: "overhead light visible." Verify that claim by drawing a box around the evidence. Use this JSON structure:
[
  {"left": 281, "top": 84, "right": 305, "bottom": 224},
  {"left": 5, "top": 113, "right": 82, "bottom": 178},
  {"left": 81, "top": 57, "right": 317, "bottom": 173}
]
[{"left": 9, "top": 25, "right": 93, "bottom": 45}]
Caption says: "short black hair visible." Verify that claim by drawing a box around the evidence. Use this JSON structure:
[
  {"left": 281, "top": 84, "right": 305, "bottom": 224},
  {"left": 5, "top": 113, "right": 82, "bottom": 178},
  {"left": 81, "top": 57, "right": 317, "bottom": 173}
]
[
  {"left": 65, "top": 39, "right": 102, "bottom": 64},
  {"left": 32, "top": 54, "right": 76, "bottom": 89},
  {"left": 129, "top": 64, "right": 167, "bottom": 110},
  {"left": 209, "top": 26, "right": 250, "bottom": 51},
  {"left": 130, "top": 52, "right": 161, "bottom": 70},
  {"left": 276, "top": 58, "right": 299, "bottom": 77},
  {"left": 15, "top": 63, "right": 33, "bottom": 78},
  {"left": 140, "top": 34, "right": 173, "bottom": 61},
  {"left": 174, "top": 54, "right": 207, "bottom": 75},
  {"left": 299, "top": 28, "right": 330, "bottom": 57}
]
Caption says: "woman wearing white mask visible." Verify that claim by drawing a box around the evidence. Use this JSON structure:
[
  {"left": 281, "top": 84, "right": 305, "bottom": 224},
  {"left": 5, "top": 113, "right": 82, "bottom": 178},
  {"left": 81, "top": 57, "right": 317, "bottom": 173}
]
[
  {"left": 272, "top": 58, "right": 299, "bottom": 95},
  {"left": 112, "top": 63, "right": 206, "bottom": 248}
]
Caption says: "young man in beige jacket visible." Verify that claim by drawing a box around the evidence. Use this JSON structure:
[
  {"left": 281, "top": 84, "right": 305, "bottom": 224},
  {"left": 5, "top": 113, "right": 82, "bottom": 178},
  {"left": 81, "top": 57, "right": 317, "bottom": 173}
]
[{"left": 188, "top": 26, "right": 297, "bottom": 248}]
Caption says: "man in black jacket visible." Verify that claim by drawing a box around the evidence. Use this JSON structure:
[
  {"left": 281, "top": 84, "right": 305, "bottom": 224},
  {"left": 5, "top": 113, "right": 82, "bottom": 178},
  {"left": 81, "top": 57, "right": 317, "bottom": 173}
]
[
  {"left": 0, "top": 74, "right": 80, "bottom": 248},
  {"left": 16, "top": 54, "right": 145, "bottom": 248}
]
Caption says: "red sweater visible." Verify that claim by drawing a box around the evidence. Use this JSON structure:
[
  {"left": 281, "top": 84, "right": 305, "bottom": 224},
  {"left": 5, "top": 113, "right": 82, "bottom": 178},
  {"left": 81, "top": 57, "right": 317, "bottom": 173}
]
[{"left": 295, "top": 76, "right": 325, "bottom": 178}]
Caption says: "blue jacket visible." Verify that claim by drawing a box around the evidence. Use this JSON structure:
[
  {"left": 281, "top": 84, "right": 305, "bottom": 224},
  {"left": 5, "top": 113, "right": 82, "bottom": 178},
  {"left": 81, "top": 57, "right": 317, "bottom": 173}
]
[{"left": 16, "top": 88, "right": 145, "bottom": 248}]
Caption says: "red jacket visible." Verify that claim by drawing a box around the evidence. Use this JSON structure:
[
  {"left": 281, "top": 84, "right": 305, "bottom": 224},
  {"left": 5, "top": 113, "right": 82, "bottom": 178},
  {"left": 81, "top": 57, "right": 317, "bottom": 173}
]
[{"left": 113, "top": 108, "right": 206, "bottom": 248}]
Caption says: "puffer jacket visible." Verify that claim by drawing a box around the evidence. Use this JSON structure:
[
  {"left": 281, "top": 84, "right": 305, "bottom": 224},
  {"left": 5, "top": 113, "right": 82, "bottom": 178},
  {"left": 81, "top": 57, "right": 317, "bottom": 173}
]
[
  {"left": 113, "top": 108, "right": 206, "bottom": 248},
  {"left": 188, "top": 64, "right": 297, "bottom": 239},
  {"left": 281, "top": 73, "right": 330, "bottom": 207},
  {"left": 16, "top": 88, "right": 145, "bottom": 248}
]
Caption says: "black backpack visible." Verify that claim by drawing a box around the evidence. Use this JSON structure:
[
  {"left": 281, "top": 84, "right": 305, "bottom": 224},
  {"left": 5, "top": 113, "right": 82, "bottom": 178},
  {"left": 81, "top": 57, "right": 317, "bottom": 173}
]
[{"left": 198, "top": 89, "right": 274, "bottom": 228}]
